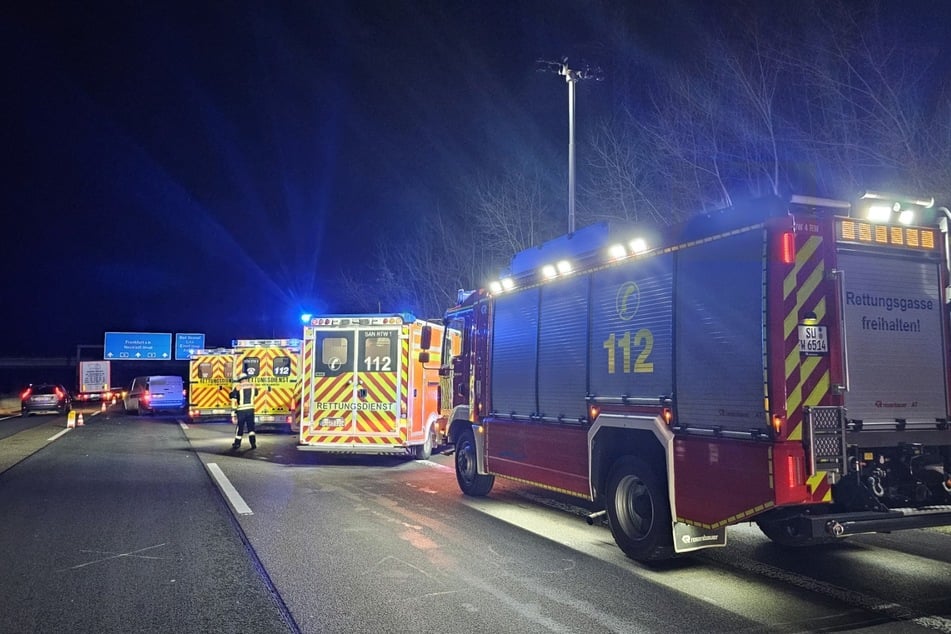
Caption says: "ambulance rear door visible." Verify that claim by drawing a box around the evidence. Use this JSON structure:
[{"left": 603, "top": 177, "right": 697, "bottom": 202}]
[
  {"left": 189, "top": 351, "right": 234, "bottom": 417},
  {"left": 307, "top": 325, "right": 402, "bottom": 437}
]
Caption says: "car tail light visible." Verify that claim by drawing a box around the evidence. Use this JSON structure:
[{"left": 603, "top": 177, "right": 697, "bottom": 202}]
[
  {"left": 141, "top": 391, "right": 150, "bottom": 403},
  {"left": 20, "top": 387, "right": 32, "bottom": 400},
  {"left": 55, "top": 387, "right": 65, "bottom": 399}
]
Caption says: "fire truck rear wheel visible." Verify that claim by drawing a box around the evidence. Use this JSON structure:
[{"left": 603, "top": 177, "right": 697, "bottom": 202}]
[
  {"left": 455, "top": 428, "right": 494, "bottom": 496},
  {"left": 606, "top": 456, "right": 674, "bottom": 562}
]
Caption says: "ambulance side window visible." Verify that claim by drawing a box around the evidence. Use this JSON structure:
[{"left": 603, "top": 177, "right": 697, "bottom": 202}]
[{"left": 273, "top": 356, "right": 291, "bottom": 377}]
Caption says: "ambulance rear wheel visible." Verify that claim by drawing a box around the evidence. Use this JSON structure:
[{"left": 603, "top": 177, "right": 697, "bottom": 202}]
[
  {"left": 413, "top": 426, "right": 435, "bottom": 460},
  {"left": 606, "top": 456, "right": 674, "bottom": 562},
  {"left": 455, "top": 428, "right": 494, "bottom": 496}
]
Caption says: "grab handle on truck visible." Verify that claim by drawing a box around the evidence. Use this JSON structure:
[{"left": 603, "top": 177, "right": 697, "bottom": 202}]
[{"left": 831, "top": 268, "right": 850, "bottom": 394}]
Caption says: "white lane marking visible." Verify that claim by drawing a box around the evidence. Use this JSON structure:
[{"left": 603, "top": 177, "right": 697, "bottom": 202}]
[
  {"left": 705, "top": 551, "right": 951, "bottom": 633},
  {"left": 416, "top": 459, "right": 452, "bottom": 472},
  {"left": 179, "top": 421, "right": 189, "bottom": 430},
  {"left": 48, "top": 428, "right": 71, "bottom": 441},
  {"left": 467, "top": 494, "right": 951, "bottom": 632},
  {"left": 206, "top": 462, "right": 253, "bottom": 515}
]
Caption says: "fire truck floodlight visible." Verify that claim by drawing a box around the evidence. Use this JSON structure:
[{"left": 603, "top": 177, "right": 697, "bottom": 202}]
[
  {"left": 489, "top": 278, "right": 516, "bottom": 294},
  {"left": 898, "top": 209, "right": 915, "bottom": 225},
  {"left": 608, "top": 243, "right": 627, "bottom": 260},
  {"left": 556, "top": 260, "right": 573, "bottom": 275},
  {"left": 629, "top": 237, "right": 648, "bottom": 254},
  {"left": 542, "top": 264, "right": 558, "bottom": 279},
  {"left": 866, "top": 205, "right": 893, "bottom": 223}
]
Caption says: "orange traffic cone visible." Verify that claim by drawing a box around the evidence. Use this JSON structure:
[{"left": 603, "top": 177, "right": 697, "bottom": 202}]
[
  {"left": 77, "top": 413, "right": 85, "bottom": 426},
  {"left": 101, "top": 401, "right": 107, "bottom": 412},
  {"left": 67, "top": 411, "right": 76, "bottom": 429}
]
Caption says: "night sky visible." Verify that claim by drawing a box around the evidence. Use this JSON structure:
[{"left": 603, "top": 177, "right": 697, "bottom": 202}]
[{"left": 2, "top": 1, "right": 946, "bottom": 357}]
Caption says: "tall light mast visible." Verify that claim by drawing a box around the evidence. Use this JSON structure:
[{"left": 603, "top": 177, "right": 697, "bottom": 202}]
[{"left": 537, "top": 58, "right": 602, "bottom": 234}]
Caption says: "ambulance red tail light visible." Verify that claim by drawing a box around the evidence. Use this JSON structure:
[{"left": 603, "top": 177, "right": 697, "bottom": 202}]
[{"left": 781, "top": 232, "right": 795, "bottom": 264}]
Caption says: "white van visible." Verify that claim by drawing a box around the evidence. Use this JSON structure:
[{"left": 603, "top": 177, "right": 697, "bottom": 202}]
[{"left": 124, "top": 375, "right": 186, "bottom": 415}]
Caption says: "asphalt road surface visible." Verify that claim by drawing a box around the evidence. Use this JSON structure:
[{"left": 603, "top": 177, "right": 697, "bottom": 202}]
[{"left": 2, "top": 406, "right": 951, "bottom": 633}]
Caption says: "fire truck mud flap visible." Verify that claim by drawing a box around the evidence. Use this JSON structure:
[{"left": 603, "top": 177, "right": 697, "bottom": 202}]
[{"left": 673, "top": 523, "right": 727, "bottom": 554}]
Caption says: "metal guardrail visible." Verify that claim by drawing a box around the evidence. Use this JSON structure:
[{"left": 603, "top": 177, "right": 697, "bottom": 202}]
[{"left": 0, "top": 358, "right": 74, "bottom": 368}]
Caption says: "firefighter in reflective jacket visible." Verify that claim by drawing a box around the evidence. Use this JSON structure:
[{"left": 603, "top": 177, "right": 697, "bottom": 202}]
[{"left": 230, "top": 373, "right": 258, "bottom": 450}]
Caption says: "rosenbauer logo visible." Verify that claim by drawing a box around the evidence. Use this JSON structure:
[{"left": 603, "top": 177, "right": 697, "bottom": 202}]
[
  {"left": 682, "top": 534, "right": 721, "bottom": 544},
  {"left": 874, "top": 400, "right": 915, "bottom": 409}
]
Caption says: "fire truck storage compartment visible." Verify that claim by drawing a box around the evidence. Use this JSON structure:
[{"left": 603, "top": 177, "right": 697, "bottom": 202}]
[
  {"left": 538, "top": 276, "right": 589, "bottom": 421},
  {"left": 836, "top": 250, "right": 947, "bottom": 425},
  {"left": 488, "top": 225, "right": 769, "bottom": 431},
  {"left": 675, "top": 227, "right": 769, "bottom": 432},
  {"left": 589, "top": 254, "right": 673, "bottom": 401}
]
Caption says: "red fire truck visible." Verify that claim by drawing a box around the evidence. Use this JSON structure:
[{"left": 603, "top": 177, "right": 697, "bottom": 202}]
[{"left": 432, "top": 192, "right": 951, "bottom": 561}]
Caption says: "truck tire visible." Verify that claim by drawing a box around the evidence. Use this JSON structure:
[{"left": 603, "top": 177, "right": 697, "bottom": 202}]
[
  {"left": 605, "top": 456, "right": 674, "bottom": 562},
  {"left": 455, "top": 428, "right": 494, "bottom": 496},
  {"left": 413, "top": 426, "right": 435, "bottom": 460}
]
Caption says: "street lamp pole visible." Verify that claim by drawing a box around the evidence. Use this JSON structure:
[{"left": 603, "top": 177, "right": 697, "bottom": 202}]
[
  {"left": 567, "top": 67, "right": 578, "bottom": 235},
  {"left": 538, "top": 58, "right": 601, "bottom": 235}
]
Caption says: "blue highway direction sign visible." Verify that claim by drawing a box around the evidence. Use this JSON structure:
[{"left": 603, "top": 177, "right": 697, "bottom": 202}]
[
  {"left": 175, "top": 333, "right": 206, "bottom": 360},
  {"left": 104, "top": 332, "right": 173, "bottom": 360}
]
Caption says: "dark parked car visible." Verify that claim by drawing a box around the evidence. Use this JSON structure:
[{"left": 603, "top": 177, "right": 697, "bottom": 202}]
[{"left": 21, "top": 384, "right": 72, "bottom": 416}]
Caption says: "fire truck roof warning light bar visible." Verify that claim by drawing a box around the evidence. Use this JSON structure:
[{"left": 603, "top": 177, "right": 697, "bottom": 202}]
[{"left": 488, "top": 231, "right": 652, "bottom": 295}]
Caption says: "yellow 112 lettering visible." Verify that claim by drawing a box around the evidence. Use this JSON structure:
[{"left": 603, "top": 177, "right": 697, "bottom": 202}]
[{"left": 603, "top": 329, "right": 654, "bottom": 374}]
